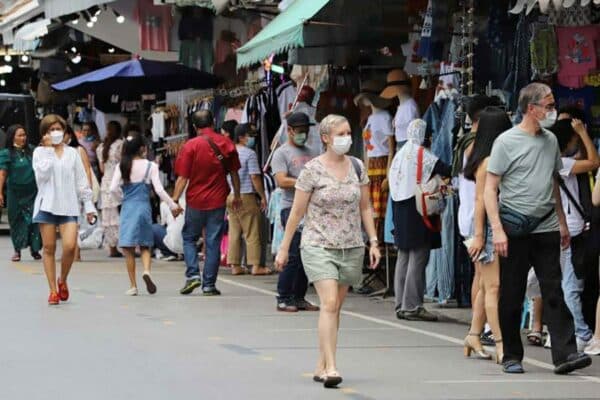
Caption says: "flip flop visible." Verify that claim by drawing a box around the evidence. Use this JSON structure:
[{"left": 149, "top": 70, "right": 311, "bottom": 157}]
[{"left": 527, "top": 331, "right": 543, "bottom": 346}]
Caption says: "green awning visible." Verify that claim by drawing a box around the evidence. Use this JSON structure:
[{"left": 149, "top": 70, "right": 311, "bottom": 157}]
[{"left": 236, "top": 0, "right": 330, "bottom": 68}]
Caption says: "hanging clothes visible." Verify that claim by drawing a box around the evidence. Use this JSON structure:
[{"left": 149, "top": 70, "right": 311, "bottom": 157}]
[
  {"left": 503, "top": 11, "right": 533, "bottom": 111},
  {"left": 530, "top": 23, "right": 559, "bottom": 80},
  {"left": 423, "top": 97, "right": 457, "bottom": 167},
  {"left": 556, "top": 25, "right": 599, "bottom": 89},
  {"left": 136, "top": 0, "right": 173, "bottom": 51}
]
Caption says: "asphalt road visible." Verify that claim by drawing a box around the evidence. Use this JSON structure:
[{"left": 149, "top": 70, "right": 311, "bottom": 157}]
[{"left": 1, "top": 238, "right": 599, "bottom": 400}]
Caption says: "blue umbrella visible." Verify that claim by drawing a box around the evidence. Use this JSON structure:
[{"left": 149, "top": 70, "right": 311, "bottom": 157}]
[{"left": 52, "top": 59, "right": 221, "bottom": 95}]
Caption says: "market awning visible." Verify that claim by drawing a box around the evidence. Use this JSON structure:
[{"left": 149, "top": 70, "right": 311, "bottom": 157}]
[
  {"left": 12, "top": 17, "right": 50, "bottom": 51},
  {"left": 236, "top": 0, "right": 330, "bottom": 68}
]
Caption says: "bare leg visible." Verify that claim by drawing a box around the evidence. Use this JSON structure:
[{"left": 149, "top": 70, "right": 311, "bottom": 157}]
[
  {"left": 532, "top": 297, "right": 543, "bottom": 333},
  {"left": 122, "top": 247, "right": 137, "bottom": 288},
  {"left": 39, "top": 223, "right": 58, "bottom": 293},
  {"left": 58, "top": 223, "right": 78, "bottom": 283},
  {"left": 471, "top": 263, "right": 481, "bottom": 308},
  {"left": 313, "top": 279, "right": 342, "bottom": 376},
  {"left": 140, "top": 247, "right": 152, "bottom": 274},
  {"left": 480, "top": 258, "right": 503, "bottom": 358}
]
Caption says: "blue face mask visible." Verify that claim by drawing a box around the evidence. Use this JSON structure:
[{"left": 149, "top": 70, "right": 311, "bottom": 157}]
[{"left": 246, "top": 137, "right": 256, "bottom": 148}]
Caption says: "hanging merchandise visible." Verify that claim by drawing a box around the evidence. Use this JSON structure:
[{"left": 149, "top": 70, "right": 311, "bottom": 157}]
[
  {"left": 136, "top": 0, "right": 173, "bottom": 52},
  {"left": 151, "top": 108, "right": 167, "bottom": 142},
  {"left": 178, "top": 7, "right": 215, "bottom": 72},
  {"left": 556, "top": 25, "right": 599, "bottom": 89},
  {"left": 417, "top": 0, "right": 450, "bottom": 61},
  {"left": 530, "top": 24, "right": 559, "bottom": 79},
  {"left": 503, "top": 11, "right": 534, "bottom": 110}
]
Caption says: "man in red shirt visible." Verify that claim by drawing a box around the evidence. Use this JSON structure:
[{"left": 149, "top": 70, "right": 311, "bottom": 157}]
[{"left": 173, "top": 110, "right": 241, "bottom": 296}]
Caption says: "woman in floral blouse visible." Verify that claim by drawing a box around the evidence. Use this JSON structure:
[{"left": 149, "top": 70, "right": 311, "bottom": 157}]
[{"left": 275, "top": 114, "right": 381, "bottom": 389}]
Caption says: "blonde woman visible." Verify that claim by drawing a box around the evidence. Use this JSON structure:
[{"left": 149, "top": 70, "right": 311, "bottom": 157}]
[{"left": 275, "top": 114, "right": 381, "bottom": 388}]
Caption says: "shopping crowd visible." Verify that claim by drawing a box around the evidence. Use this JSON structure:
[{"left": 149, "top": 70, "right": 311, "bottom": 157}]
[{"left": 1, "top": 82, "right": 599, "bottom": 387}]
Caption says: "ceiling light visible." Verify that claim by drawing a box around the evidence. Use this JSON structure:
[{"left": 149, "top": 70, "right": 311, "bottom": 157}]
[
  {"left": 112, "top": 9, "right": 125, "bottom": 23},
  {"left": 87, "top": 21, "right": 94, "bottom": 28},
  {"left": 0, "top": 65, "right": 14, "bottom": 74},
  {"left": 94, "top": 9, "right": 101, "bottom": 16},
  {"left": 71, "top": 46, "right": 77, "bottom": 53},
  {"left": 72, "top": 18, "right": 79, "bottom": 25},
  {"left": 108, "top": 47, "right": 115, "bottom": 54},
  {"left": 71, "top": 54, "right": 82, "bottom": 64},
  {"left": 91, "top": 15, "right": 98, "bottom": 22},
  {"left": 20, "top": 54, "right": 29, "bottom": 63},
  {"left": 0, "top": 79, "right": 6, "bottom": 87},
  {"left": 4, "top": 54, "right": 11, "bottom": 62}
]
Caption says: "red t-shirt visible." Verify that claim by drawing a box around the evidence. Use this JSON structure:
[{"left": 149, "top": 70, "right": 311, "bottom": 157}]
[{"left": 175, "top": 128, "right": 241, "bottom": 210}]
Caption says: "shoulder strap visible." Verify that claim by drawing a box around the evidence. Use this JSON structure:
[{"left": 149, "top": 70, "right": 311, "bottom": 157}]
[
  {"left": 143, "top": 161, "right": 152, "bottom": 183},
  {"left": 350, "top": 157, "right": 362, "bottom": 180},
  {"left": 416, "top": 146, "right": 424, "bottom": 184},
  {"left": 557, "top": 175, "right": 589, "bottom": 221},
  {"left": 200, "top": 134, "right": 228, "bottom": 172}
]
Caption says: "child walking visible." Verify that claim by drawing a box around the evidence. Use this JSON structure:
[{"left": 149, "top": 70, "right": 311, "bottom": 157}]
[{"left": 110, "top": 131, "right": 181, "bottom": 295}]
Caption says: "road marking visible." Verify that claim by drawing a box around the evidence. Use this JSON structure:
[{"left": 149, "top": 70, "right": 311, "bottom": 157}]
[
  {"left": 208, "top": 336, "right": 223, "bottom": 341},
  {"left": 218, "top": 277, "right": 600, "bottom": 384},
  {"left": 268, "top": 327, "right": 394, "bottom": 332},
  {"left": 424, "top": 379, "right": 584, "bottom": 384}
]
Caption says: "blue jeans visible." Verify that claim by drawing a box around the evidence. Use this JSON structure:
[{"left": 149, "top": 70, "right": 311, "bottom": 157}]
[
  {"left": 561, "top": 246, "right": 593, "bottom": 341},
  {"left": 152, "top": 224, "right": 176, "bottom": 257},
  {"left": 276, "top": 208, "right": 308, "bottom": 303},
  {"left": 182, "top": 206, "right": 225, "bottom": 289}
]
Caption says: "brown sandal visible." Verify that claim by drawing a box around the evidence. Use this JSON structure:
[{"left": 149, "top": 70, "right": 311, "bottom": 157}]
[{"left": 11, "top": 252, "right": 21, "bottom": 262}]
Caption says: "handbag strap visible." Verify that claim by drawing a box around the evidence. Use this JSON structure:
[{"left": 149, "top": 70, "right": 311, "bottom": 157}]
[
  {"left": 556, "top": 175, "right": 589, "bottom": 221},
  {"left": 416, "top": 146, "right": 424, "bottom": 184},
  {"left": 200, "top": 134, "right": 228, "bottom": 172}
]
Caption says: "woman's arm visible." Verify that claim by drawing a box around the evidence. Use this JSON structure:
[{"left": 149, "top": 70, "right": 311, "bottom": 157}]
[
  {"left": 593, "top": 173, "right": 600, "bottom": 206},
  {"left": 149, "top": 162, "right": 178, "bottom": 209},
  {"left": 32, "top": 147, "right": 55, "bottom": 184},
  {"left": 571, "top": 120, "right": 600, "bottom": 174},
  {"left": 0, "top": 170, "right": 6, "bottom": 207},
  {"left": 96, "top": 145, "right": 105, "bottom": 175},
  {"left": 360, "top": 184, "right": 381, "bottom": 269},
  {"left": 110, "top": 164, "right": 122, "bottom": 195},
  {"left": 468, "top": 160, "right": 488, "bottom": 260},
  {"left": 78, "top": 146, "right": 93, "bottom": 186},
  {"left": 277, "top": 190, "right": 311, "bottom": 254}
]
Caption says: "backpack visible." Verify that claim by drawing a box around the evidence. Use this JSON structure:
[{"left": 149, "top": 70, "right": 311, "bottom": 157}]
[{"left": 414, "top": 146, "right": 446, "bottom": 232}]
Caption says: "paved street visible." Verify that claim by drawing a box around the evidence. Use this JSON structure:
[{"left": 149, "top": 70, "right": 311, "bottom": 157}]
[{"left": 1, "top": 236, "right": 599, "bottom": 400}]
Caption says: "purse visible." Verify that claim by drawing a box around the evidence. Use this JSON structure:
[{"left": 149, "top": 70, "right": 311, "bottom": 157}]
[
  {"left": 557, "top": 176, "right": 594, "bottom": 280},
  {"left": 415, "top": 146, "right": 446, "bottom": 232},
  {"left": 499, "top": 204, "right": 554, "bottom": 237}
]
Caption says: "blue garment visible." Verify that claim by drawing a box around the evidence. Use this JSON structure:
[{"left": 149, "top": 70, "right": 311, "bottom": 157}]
[
  {"left": 502, "top": 12, "right": 533, "bottom": 111},
  {"left": 276, "top": 208, "right": 308, "bottom": 303},
  {"left": 425, "top": 99, "right": 455, "bottom": 167},
  {"left": 561, "top": 246, "right": 593, "bottom": 341},
  {"left": 152, "top": 224, "right": 176, "bottom": 257},
  {"left": 425, "top": 193, "right": 456, "bottom": 302},
  {"left": 118, "top": 163, "right": 153, "bottom": 248},
  {"left": 33, "top": 211, "right": 78, "bottom": 225},
  {"left": 182, "top": 206, "right": 225, "bottom": 289}
]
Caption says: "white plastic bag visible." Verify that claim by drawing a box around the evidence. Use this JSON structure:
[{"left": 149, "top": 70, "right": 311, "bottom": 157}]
[{"left": 163, "top": 214, "right": 184, "bottom": 255}]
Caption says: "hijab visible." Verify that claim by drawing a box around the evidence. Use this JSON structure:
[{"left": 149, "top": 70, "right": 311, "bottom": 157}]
[{"left": 389, "top": 119, "right": 438, "bottom": 201}]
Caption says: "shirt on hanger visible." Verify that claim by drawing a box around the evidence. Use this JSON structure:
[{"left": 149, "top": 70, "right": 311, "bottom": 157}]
[
  {"left": 557, "top": 25, "right": 599, "bottom": 89},
  {"left": 136, "top": 0, "right": 173, "bottom": 51},
  {"left": 151, "top": 111, "right": 167, "bottom": 142},
  {"left": 389, "top": 98, "right": 420, "bottom": 144},
  {"left": 363, "top": 110, "right": 392, "bottom": 158}
]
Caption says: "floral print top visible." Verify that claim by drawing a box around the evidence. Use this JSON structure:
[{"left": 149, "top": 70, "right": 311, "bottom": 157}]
[{"left": 295, "top": 157, "right": 369, "bottom": 249}]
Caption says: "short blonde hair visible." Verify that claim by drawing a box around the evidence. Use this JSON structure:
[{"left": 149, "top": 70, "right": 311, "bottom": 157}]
[
  {"left": 319, "top": 114, "right": 349, "bottom": 136},
  {"left": 39, "top": 114, "right": 66, "bottom": 136}
]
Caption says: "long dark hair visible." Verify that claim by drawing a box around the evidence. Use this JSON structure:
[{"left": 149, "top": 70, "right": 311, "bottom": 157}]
[
  {"left": 6, "top": 124, "right": 31, "bottom": 156},
  {"left": 102, "top": 121, "right": 122, "bottom": 163},
  {"left": 120, "top": 131, "right": 145, "bottom": 184},
  {"left": 463, "top": 107, "right": 512, "bottom": 181},
  {"left": 65, "top": 126, "right": 80, "bottom": 148},
  {"left": 82, "top": 121, "right": 99, "bottom": 139}
]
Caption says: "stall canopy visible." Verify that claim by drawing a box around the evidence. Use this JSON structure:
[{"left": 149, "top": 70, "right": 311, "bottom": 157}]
[
  {"left": 236, "top": 0, "right": 406, "bottom": 68},
  {"left": 52, "top": 59, "right": 221, "bottom": 96}
]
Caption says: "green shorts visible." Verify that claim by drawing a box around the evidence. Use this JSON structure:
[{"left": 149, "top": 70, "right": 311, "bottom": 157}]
[{"left": 300, "top": 246, "right": 364, "bottom": 286}]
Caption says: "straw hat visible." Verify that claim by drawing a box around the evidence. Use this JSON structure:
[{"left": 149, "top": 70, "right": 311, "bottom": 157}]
[
  {"left": 380, "top": 69, "right": 411, "bottom": 99},
  {"left": 353, "top": 80, "right": 392, "bottom": 109}
]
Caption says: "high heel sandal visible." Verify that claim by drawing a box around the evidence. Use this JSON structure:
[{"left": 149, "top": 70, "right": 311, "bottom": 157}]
[
  {"left": 495, "top": 339, "right": 504, "bottom": 364},
  {"left": 464, "top": 332, "right": 492, "bottom": 360}
]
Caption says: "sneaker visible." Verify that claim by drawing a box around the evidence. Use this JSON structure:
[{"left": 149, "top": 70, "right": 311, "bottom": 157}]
[
  {"left": 296, "top": 299, "right": 319, "bottom": 311},
  {"left": 480, "top": 331, "right": 496, "bottom": 346},
  {"left": 180, "top": 279, "right": 201, "bottom": 295},
  {"left": 396, "top": 310, "right": 405, "bottom": 320},
  {"left": 277, "top": 301, "right": 298, "bottom": 312},
  {"left": 554, "top": 352, "right": 592, "bottom": 375},
  {"left": 544, "top": 333, "right": 552, "bottom": 349},
  {"left": 584, "top": 338, "right": 600, "bottom": 356},
  {"left": 202, "top": 287, "right": 221, "bottom": 296},
  {"left": 125, "top": 287, "right": 138, "bottom": 296},
  {"left": 143, "top": 273, "right": 157, "bottom": 294},
  {"left": 577, "top": 337, "right": 592, "bottom": 353},
  {"left": 403, "top": 307, "right": 438, "bottom": 322},
  {"left": 163, "top": 255, "right": 178, "bottom": 262}
]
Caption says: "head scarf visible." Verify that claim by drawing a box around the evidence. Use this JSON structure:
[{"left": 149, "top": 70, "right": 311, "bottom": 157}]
[{"left": 389, "top": 119, "right": 438, "bottom": 201}]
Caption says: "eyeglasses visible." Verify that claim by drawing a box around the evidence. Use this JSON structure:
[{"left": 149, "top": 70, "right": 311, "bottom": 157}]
[{"left": 533, "top": 102, "right": 556, "bottom": 111}]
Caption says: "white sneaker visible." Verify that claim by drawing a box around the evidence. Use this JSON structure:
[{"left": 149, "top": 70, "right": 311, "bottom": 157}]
[
  {"left": 125, "top": 287, "right": 138, "bottom": 296},
  {"left": 577, "top": 337, "right": 592, "bottom": 353},
  {"left": 584, "top": 337, "right": 600, "bottom": 356},
  {"left": 155, "top": 250, "right": 163, "bottom": 260},
  {"left": 544, "top": 333, "right": 552, "bottom": 349},
  {"left": 163, "top": 255, "right": 178, "bottom": 262}
]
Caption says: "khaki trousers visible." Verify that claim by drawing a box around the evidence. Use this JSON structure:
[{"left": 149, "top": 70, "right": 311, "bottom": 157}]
[{"left": 226, "top": 193, "right": 262, "bottom": 266}]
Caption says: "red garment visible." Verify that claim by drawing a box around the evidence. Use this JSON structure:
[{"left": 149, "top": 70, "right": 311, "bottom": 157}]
[
  {"left": 557, "top": 25, "right": 599, "bottom": 89},
  {"left": 175, "top": 128, "right": 241, "bottom": 211},
  {"left": 135, "top": 0, "right": 173, "bottom": 52}
]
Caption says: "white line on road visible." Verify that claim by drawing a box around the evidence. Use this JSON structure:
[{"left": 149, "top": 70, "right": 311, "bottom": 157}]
[
  {"left": 424, "top": 379, "right": 584, "bottom": 384},
  {"left": 218, "top": 277, "right": 600, "bottom": 384}
]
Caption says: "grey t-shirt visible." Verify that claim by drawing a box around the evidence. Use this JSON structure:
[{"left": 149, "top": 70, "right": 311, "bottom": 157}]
[
  {"left": 271, "top": 143, "right": 320, "bottom": 209},
  {"left": 487, "top": 126, "right": 562, "bottom": 233}
]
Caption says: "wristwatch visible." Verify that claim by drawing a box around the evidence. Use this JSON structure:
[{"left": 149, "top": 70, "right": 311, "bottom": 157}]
[{"left": 369, "top": 237, "right": 379, "bottom": 246}]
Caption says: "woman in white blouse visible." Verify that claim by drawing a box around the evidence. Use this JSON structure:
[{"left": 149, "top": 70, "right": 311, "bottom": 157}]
[{"left": 32, "top": 115, "right": 97, "bottom": 305}]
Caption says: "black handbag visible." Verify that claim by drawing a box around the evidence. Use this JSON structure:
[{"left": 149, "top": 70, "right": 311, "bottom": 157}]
[
  {"left": 499, "top": 204, "right": 554, "bottom": 237},
  {"left": 557, "top": 176, "right": 594, "bottom": 280}
]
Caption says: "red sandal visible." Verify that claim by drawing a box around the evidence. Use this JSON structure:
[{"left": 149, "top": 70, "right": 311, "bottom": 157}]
[
  {"left": 57, "top": 279, "right": 69, "bottom": 301},
  {"left": 48, "top": 292, "right": 60, "bottom": 305}
]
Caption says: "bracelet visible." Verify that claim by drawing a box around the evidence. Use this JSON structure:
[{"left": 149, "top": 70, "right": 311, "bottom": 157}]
[{"left": 369, "top": 237, "right": 379, "bottom": 245}]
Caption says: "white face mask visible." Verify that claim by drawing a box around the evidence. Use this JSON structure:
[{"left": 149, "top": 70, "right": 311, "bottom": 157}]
[
  {"left": 539, "top": 109, "right": 557, "bottom": 128},
  {"left": 331, "top": 135, "right": 352, "bottom": 155},
  {"left": 50, "top": 129, "right": 64, "bottom": 145}
]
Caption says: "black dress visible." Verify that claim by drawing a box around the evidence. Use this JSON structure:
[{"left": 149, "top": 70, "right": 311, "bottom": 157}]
[{"left": 392, "top": 160, "right": 451, "bottom": 251}]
